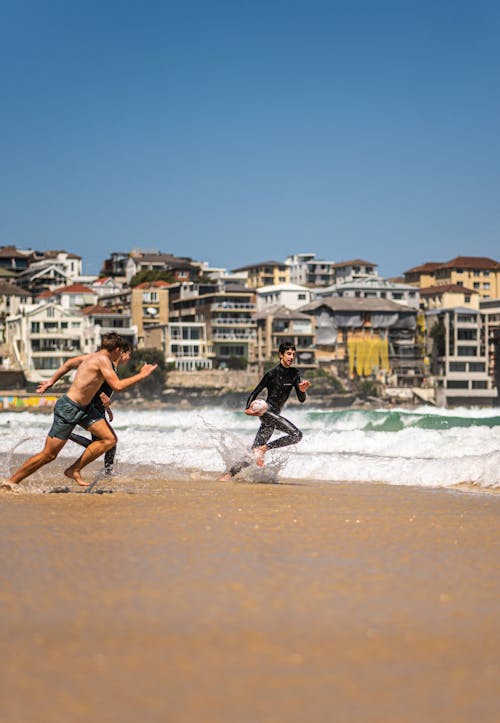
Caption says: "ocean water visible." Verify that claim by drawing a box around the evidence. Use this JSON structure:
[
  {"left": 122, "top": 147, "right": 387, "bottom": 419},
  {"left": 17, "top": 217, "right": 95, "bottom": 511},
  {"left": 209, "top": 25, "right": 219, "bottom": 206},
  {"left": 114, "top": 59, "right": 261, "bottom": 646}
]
[{"left": 1, "top": 405, "right": 499, "bottom": 492}]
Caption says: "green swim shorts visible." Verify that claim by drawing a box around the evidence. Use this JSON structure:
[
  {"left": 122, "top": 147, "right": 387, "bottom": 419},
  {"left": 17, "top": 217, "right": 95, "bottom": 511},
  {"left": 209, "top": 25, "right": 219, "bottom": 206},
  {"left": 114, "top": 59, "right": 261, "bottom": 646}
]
[{"left": 48, "top": 394, "right": 105, "bottom": 440}]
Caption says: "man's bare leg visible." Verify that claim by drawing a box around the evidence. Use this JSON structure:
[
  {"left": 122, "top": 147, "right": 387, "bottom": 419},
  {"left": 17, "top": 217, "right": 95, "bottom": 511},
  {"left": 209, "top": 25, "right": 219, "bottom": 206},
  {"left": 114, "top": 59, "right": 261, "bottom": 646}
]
[
  {"left": 64, "top": 419, "right": 116, "bottom": 486},
  {"left": 8, "top": 436, "right": 67, "bottom": 485},
  {"left": 253, "top": 445, "right": 267, "bottom": 467}
]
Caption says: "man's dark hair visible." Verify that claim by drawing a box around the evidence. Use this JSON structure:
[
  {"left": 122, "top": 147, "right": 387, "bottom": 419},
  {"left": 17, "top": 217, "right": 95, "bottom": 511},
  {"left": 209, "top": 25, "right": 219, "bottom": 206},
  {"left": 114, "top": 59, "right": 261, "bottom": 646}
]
[
  {"left": 119, "top": 340, "right": 133, "bottom": 353},
  {"left": 278, "top": 341, "right": 296, "bottom": 355},
  {"left": 100, "top": 332, "right": 124, "bottom": 352}
]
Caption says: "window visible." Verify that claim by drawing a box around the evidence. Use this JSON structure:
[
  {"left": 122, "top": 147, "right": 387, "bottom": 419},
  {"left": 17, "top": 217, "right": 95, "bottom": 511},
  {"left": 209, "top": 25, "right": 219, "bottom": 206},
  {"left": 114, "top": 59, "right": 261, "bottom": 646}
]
[
  {"left": 447, "top": 380, "right": 468, "bottom": 389},
  {"left": 449, "top": 362, "right": 466, "bottom": 372},
  {"left": 457, "top": 346, "right": 477, "bottom": 356},
  {"left": 298, "top": 294, "right": 306, "bottom": 300},
  {"left": 469, "top": 362, "right": 485, "bottom": 372},
  {"left": 472, "top": 381, "right": 487, "bottom": 389},
  {"left": 457, "top": 329, "right": 477, "bottom": 340},
  {"left": 464, "top": 295, "right": 471, "bottom": 303},
  {"left": 31, "top": 322, "right": 40, "bottom": 333},
  {"left": 473, "top": 283, "right": 480, "bottom": 289}
]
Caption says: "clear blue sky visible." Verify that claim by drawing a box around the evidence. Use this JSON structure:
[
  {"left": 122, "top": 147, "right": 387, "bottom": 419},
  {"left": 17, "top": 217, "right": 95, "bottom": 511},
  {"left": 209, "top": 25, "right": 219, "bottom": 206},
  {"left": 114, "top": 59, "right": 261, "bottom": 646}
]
[{"left": 1, "top": 0, "right": 499, "bottom": 277}]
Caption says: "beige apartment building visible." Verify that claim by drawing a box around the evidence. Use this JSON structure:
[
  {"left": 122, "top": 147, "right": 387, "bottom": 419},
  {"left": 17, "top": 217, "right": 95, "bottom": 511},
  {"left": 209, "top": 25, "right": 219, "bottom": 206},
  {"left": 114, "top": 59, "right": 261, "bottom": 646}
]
[
  {"left": 405, "top": 256, "right": 499, "bottom": 300},
  {"left": 131, "top": 281, "right": 170, "bottom": 345},
  {"left": 232, "top": 261, "right": 290, "bottom": 289},
  {"left": 419, "top": 284, "right": 480, "bottom": 311}
]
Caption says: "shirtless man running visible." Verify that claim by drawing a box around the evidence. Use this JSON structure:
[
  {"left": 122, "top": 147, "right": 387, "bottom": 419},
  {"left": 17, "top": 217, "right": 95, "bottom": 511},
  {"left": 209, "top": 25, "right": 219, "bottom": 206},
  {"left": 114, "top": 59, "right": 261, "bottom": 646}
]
[{"left": 2, "top": 332, "right": 157, "bottom": 490}]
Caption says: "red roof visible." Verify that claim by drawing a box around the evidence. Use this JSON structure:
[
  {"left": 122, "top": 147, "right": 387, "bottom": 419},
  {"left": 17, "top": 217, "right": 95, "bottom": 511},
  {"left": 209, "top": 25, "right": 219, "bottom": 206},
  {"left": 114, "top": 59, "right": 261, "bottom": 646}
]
[
  {"left": 50, "top": 284, "right": 94, "bottom": 295},
  {"left": 82, "top": 305, "right": 119, "bottom": 315},
  {"left": 135, "top": 280, "right": 170, "bottom": 289},
  {"left": 419, "top": 284, "right": 479, "bottom": 295},
  {"left": 438, "top": 256, "right": 499, "bottom": 270},
  {"left": 404, "top": 262, "right": 442, "bottom": 274}
]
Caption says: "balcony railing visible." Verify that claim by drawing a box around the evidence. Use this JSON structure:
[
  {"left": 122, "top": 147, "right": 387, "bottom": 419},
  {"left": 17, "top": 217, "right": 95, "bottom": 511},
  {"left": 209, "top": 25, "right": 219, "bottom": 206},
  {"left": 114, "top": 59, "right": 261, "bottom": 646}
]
[
  {"left": 211, "top": 318, "right": 255, "bottom": 326},
  {"left": 210, "top": 302, "right": 254, "bottom": 310}
]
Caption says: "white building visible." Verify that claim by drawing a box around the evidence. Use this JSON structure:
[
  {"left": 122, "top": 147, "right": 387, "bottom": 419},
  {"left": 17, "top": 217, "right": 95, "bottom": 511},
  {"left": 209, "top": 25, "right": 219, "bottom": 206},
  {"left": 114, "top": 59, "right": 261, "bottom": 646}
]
[
  {"left": 426, "top": 307, "right": 497, "bottom": 406},
  {"left": 256, "top": 283, "right": 313, "bottom": 310},
  {"left": 38, "top": 284, "right": 98, "bottom": 311},
  {"left": 316, "top": 277, "right": 420, "bottom": 309},
  {"left": 6, "top": 303, "right": 88, "bottom": 381},
  {"left": 143, "top": 321, "right": 212, "bottom": 371},
  {"left": 331, "top": 259, "right": 378, "bottom": 284},
  {"left": 285, "top": 253, "right": 337, "bottom": 287}
]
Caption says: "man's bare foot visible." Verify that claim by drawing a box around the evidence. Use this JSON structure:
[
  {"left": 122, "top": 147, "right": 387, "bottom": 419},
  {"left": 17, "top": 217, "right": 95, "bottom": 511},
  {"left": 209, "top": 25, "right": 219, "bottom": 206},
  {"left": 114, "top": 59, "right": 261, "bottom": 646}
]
[
  {"left": 218, "top": 473, "right": 233, "bottom": 482},
  {"left": 0, "top": 480, "right": 20, "bottom": 493},
  {"left": 253, "top": 446, "right": 267, "bottom": 468},
  {"left": 64, "top": 467, "right": 90, "bottom": 487}
]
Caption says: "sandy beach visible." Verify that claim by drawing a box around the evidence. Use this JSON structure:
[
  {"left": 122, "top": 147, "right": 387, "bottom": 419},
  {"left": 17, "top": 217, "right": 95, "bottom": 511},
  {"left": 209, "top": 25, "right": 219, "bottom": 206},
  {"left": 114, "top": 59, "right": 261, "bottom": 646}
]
[{"left": 1, "top": 475, "right": 499, "bottom": 723}]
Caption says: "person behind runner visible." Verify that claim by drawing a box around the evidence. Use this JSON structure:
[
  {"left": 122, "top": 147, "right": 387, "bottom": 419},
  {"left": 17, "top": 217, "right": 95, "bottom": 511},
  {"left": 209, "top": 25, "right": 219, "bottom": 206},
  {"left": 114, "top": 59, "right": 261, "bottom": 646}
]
[
  {"left": 69, "top": 340, "right": 132, "bottom": 475},
  {"left": 219, "top": 341, "right": 311, "bottom": 480},
  {"left": 3, "top": 333, "right": 157, "bottom": 490}
]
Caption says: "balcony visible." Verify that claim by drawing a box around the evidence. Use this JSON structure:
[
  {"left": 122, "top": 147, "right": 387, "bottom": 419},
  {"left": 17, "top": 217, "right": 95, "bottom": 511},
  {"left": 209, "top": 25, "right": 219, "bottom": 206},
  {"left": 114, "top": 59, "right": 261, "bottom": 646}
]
[
  {"left": 212, "top": 332, "right": 256, "bottom": 341},
  {"left": 211, "top": 317, "right": 255, "bottom": 326},
  {"left": 210, "top": 302, "right": 254, "bottom": 310}
]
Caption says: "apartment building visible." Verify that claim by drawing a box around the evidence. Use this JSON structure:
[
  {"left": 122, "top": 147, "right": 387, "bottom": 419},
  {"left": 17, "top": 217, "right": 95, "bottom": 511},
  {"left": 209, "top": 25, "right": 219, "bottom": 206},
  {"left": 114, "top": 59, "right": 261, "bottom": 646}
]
[
  {"left": 38, "top": 284, "right": 97, "bottom": 311},
  {"left": 404, "top": 262, "right": 442, "bottom": 287},
  {"left": 256, "top": 283, "right": 312, "bottom": 310},
  {"left": 301, "top": 296, "right": 423, "bottom": 386},
  {"left": 404, "top": 256, "right": 500, "bottom": 300},
  {"left": 101, "top": 251, "right": 130, "bottom": 280},
  {"left": 479, "top": 298, "right": 500, "bottom": 396},
  {"left": 0, "top": 246, "right": 33, "bottom": 276},
  {"left": 6, "top": 303, "right": 86, "bottom": 381},
  {"left": 82, "top": 305, "right": 137, "bottom": 352},
  {"left": 131, "top": 281, "right": 170, "bottom": 346},
  {"left": 419, "top": 284, "right": 480, "bottom": 311},
  {"left": 0, "top": 281, "right": 32, "bottom": 343},
  {"left": 143, "top": 322, "right": 212, "bottom": 371},
  {"left": 331, "top": 259, "right": 378, "bottom": 284},
  {"left": 425, "top": 307, "right": 497, "bottom": 406},
  {"left": 231, "top": 261, "right": 290, "bottom": 289},
  {"left": 285, "top": 253, "right": 337, "bottom": 287},
  {"left": 255, "top": 306, "right": 316, "bottom": 370},
  {"left": 169, "top": 281, "right": 257, "bottom": 367},
  {"left": 317, "top": 277, "right": 419, "bottom": 309}
]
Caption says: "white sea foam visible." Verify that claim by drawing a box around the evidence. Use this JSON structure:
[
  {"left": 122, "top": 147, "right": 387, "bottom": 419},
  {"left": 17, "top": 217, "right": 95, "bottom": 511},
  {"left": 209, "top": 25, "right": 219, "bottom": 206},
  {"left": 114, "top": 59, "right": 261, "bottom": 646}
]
[{"left": 1, "top": 405, "right": 499, "bottom": 491}]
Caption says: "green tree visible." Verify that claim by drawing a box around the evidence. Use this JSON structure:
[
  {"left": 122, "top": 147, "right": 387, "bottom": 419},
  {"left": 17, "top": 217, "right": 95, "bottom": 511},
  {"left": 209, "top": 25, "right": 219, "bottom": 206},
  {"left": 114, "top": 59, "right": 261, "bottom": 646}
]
[
  {"left": 118, "top": 348, "right": 167, "bottom": 398},
  {"left": 227, "top": 355, "right": 248, "bottom": 370},
  {"left": 129, "top": 269, "right": 176, "bottom": 287}
]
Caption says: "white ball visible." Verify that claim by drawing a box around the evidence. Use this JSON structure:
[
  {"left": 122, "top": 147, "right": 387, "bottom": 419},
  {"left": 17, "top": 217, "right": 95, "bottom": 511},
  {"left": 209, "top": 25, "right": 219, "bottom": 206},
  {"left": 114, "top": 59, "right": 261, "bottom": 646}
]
[{"left": 249, "top": 399, "right": 268, "bottom": 415}]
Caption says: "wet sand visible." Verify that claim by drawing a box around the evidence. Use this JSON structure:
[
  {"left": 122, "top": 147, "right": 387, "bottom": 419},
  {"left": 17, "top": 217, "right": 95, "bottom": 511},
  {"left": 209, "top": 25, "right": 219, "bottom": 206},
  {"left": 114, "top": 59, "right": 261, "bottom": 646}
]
[{"left": 1, "top": 477, "right": 499, "bottom": 723}]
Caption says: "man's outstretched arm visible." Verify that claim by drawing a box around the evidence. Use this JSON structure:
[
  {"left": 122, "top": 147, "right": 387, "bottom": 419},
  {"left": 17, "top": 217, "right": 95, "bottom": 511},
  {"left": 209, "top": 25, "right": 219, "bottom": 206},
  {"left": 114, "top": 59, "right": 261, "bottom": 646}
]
[
  {"left": 36, "top": 355, "right": 88, "bottom": 394},
  {"left": 98, "top": 357, "right": 158, "bottom": 392}
]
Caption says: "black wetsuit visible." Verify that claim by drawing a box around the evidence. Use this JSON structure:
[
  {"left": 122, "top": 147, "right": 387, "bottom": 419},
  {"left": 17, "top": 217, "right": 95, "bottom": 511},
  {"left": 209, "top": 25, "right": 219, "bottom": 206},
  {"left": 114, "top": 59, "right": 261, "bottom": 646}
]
[
  {"left": 229, "top": 363, "right": 306, "bottom": 476},
  {"left": 69, "top": 377, "right": 117, "bottom": 475}
]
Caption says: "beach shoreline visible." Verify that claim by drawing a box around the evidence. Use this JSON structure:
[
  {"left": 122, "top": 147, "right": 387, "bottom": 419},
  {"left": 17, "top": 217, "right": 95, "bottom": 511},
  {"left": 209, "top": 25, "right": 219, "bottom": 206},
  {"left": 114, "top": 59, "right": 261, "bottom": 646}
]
[{"left": 1, "top": 477, "right": 499, "bottom": 722}]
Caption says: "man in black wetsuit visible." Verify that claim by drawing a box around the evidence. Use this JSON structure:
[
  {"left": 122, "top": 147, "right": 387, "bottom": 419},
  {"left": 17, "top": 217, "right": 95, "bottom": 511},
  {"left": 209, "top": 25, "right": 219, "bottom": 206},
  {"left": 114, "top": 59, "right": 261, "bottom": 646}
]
[
  {"left": 69, "top": 341, "right": 132, "bottom": 475},
  {"left": 219, "top": 341, "right": 311, "bottom": 480}
]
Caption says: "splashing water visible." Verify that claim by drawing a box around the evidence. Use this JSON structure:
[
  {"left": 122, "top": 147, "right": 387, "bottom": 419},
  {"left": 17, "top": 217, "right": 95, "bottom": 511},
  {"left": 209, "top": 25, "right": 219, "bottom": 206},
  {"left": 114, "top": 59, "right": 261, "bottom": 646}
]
[{"left": 1, "top": 405, "right": 499, "bottom": 492}]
